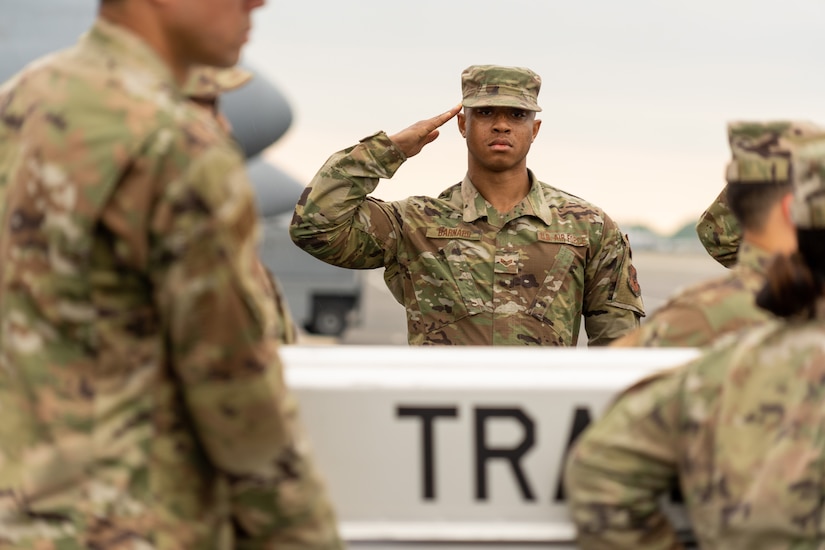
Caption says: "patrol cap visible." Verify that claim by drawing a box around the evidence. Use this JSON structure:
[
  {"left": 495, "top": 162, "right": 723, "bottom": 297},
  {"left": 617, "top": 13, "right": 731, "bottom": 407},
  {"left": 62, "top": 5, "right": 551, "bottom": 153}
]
[
  {"left": 183, "top": 66, "right": 253, "bottom": 100},
  {"left": 789, "top": 135, "right": 825, "bottom": 229},
  {"left": 461, "top": 65, "right": 542, "bottom": 112},
  {"left": 725, "top": 120, "right": 825, "bottom": 185}
]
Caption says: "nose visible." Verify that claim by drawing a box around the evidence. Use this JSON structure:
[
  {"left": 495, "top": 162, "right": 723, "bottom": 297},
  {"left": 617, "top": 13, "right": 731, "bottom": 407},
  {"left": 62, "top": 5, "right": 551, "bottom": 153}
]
[
  {"left": 247, "top": 0, "right": 266, "bottom": 10},
  {"left": 492, "top": 112, "right": 511, "bottom": 133}
]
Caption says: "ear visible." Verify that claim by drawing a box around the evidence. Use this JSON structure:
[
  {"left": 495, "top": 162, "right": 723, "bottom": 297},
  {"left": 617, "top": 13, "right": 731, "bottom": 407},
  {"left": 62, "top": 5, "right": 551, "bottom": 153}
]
[
  {"left": 531, "top": 118, "right": 542, "bottom": 142},
  {"left": 457, "top": 111, "right": 466, "bottom": 138}
]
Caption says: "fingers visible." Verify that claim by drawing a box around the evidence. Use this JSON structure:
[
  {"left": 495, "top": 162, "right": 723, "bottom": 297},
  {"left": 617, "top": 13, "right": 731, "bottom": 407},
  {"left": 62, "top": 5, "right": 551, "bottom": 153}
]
[
  {"left": 422, "top": 129, "right": 440, "bottom": 147},
  {"left": 389, "top": 104, "right": 463, "bottom": 158},
  {"left": 427, "top": 103, "right": 462, "bottom": 133},
  {"left": 413, "top": 104, "right": 461, "bottom": 143}
]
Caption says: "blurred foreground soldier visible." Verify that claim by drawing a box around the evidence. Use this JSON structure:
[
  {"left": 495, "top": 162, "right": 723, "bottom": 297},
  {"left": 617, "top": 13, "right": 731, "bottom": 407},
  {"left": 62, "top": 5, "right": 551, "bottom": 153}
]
[
  {"left": 612, "top": 121, "right": 801, "bottom": 348},
  {"left": 565, "top": 137, "right": 825, "bottom": 549},
  {"left": 697, "top": 121, "right": 825, "bottom": 268},
  {"left": 290, "top": 65, "right": 644, "bottom": 346},
  {"left": 184, "top": 65, "right": 299, "bottom": 344},
  {"left": 184, "top": 65, "right": 253, "bottom": 134},
  {"left": 0, "top": 0, "right": 341, "bottom": 548}
]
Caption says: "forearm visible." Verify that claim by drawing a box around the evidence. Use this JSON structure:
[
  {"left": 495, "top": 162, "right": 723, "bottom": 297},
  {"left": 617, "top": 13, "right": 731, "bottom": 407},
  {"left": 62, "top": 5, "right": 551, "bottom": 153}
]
[
  {"left": 585, "top": 305, "right": 642, "bottom": 346},
  {"left": 153, "top": 147, "right": 342, "bottom": 548},
  {"left": 183, "top": 367, "right": 342, "bottom": 548},
  {"left": 566, "top": 447, "right": 683, "bottom": 550},
  {"left": 565, "top": 373, "right": 683, "bottom": 549},
  {"left": 696, "top": 188, "right": 740, "bottom": 268},
  {"left": 584, "top": 225, "right": 644, "bottom": 345},
  {"left": 635, "top": 307, "right": 715, "bottom": 348},
  {"left": 290, "top": 131, "right": 405, "bottom": 268}
]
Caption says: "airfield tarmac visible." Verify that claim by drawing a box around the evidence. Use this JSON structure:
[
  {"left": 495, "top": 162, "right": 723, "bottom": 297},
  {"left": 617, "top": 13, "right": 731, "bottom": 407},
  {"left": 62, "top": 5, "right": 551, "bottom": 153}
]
[{"left": 306, "top": 250, "right": 730, "bottom": 346}]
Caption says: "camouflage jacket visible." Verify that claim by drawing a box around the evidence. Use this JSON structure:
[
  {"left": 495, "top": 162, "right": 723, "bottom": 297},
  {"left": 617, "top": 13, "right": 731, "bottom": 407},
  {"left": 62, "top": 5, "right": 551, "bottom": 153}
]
[
  {"left": 696, "top": 187, "right": 742, "bottom": 269},
  {"left": 290, "top": 132, "right": 644, "bottom": 346},
  {"left": 0, "top": 19, "right": 338, "bottom": 549},
  {"left": 612, "top": 241, "right": 774, "bottom": 348},
  {"left": 565, "top": 313, "right": 825, "bottom": 549},
  {"left": 182, "top": 67, "right": 297, "bottom": 345}
]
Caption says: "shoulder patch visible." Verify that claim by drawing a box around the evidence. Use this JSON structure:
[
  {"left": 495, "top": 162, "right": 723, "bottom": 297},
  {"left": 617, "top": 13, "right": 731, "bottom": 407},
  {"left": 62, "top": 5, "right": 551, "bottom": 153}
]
[{"left": 628, "top": 264, "right": 641, "bottom": 297}]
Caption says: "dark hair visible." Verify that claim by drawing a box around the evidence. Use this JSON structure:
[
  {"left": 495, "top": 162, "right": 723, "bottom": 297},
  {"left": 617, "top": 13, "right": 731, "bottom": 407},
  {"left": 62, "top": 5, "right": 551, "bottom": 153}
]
[
  {"left": 726, "top": 181, "right": 793, "bottom": 232},
  {"left": 756, "top": 229, "right": 825, "bottom": 318}
]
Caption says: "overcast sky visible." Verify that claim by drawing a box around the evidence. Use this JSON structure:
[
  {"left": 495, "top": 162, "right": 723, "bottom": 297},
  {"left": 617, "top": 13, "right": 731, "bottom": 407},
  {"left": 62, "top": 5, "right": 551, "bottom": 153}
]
[
  {"left": 245, "top": 0, "right": 825, "bottom": 234},
  {"left": 4, "top": 1, "right": 824, "bottom": 235}
]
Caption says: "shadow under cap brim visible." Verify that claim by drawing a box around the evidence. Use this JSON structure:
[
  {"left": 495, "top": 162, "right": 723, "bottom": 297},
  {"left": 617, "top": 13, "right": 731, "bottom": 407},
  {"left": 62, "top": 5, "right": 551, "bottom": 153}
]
[{"left": 462, "top": 95, "right": 541, "bottom": 112}]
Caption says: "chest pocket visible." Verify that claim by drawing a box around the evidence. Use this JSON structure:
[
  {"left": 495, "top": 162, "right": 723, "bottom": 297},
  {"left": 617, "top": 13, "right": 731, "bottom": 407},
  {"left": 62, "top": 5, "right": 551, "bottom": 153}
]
[
  {"left": 526, "top": 245, "right": 582, "bottom": 344},
  {"left": 409, "top": 230, "right": 488, "bottom": 332}
]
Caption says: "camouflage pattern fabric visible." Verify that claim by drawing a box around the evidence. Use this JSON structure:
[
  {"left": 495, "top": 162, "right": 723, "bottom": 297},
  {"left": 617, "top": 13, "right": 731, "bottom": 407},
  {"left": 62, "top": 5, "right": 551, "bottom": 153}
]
[
  {"left": 790, "top": 136, "right": 825, "bottom": 229},
  {"left": 183, "top": 65, "right": 253, "bottom": 100},
  {"left": 460, "top": 65, "right": 542, "bottom": 112},
  {"left": 696, "top": 187, "right": 740, "bottom": 269},
  {"left": 261, "top": 264, "right": 298, "bottom": 345},
  {"left": 565, "top": 129, "right": 825, "bottom": 549},
  {"left": 611, "top": 241, "right": 775, "bottom": 348},
  {"left": 290, "top": 131, "right": 644, "bottom": 346},
  {"left": 0, "top": 18, "right": 339, "bottom": 549},
  {"left": 183, "top": 66, "right": 298, "bottom": 345},
  {"left": 697, "top": 120, "right": 825, "bottom": 267},
  {"left": 566, "top": 319, "right": 825, "bottom": 549}
]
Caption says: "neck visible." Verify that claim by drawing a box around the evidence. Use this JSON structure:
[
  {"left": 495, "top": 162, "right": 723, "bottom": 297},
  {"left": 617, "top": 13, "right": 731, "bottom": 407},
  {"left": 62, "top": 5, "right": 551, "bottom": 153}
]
[
  {"left": 467, "top": 165, "right": 531, "bottom": 213},
  {"left": 743, "top": 204, "right": 798, "bottom": 256},
  {"left": 99, "top": 7, "right": 189, "bottom": 84}
]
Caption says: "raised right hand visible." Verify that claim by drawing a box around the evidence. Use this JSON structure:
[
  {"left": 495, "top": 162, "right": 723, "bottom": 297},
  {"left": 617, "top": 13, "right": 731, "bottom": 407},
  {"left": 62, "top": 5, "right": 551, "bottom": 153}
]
[{"left": 389, "top": 104, "right": 462, "bottom": 158}]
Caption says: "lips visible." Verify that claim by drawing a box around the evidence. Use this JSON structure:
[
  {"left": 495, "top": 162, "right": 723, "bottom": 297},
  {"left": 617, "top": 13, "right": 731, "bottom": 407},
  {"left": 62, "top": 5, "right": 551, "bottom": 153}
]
[{"left": 489, "top": 138, "right": 512, "bottom": 149}]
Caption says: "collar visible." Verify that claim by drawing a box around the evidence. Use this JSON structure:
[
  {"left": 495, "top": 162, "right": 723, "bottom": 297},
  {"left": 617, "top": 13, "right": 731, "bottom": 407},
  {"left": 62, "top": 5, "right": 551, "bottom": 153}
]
[
  {"left": 735, "top": 241, "right": 776, "bottom": 276},
  {"left": 460, "top": 169, "right": 554, "bottom": 225},
  {"left": 80, "top": 18, "right": 181, "bottom": 97}
]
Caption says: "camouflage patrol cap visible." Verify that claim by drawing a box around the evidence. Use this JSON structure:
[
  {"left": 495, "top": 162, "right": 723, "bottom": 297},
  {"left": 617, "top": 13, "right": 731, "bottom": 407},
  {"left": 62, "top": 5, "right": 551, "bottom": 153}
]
[
  {"left": 789, "top": 135, "right": 825, "bottom": 229},
  {"left": 725, "top": 120, "right": 825, "bottom": 184},
  {"left": 461, "top": 65, "right": 542, "bottom": 112},
  {"left": 183, "top": 66, "right": 253, "bottom": 100}
]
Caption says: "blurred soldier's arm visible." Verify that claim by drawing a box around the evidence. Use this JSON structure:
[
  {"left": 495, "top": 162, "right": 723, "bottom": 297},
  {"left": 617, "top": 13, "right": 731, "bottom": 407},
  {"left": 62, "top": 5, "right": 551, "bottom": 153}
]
[
  {"left": 610, "top": 306, "right": 714, "bottom": 348},
  {"left": 608, "top": 328, "right": 641, "bottom": 347},
  {"left": 696, "top": 188, "right": 740, "bottom": 268},
  {"left": 151, "top": 137, "right": 342, "bottom": 549},
  {"left": 564, "top": 370, "right": 683, "bottom": 549},
  {"left": 582, "top": 222, "right": 645, "bottom": 346}
]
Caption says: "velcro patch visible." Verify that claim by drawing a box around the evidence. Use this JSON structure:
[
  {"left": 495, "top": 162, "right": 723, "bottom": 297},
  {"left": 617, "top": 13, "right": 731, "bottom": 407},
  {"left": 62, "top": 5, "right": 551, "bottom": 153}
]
[
  {"left": 426, "top": 227, "right": 483, "bottom": 240},
  {"left": 537, "top": 231, "right": 588, "bottom": 247},
  {"left": 627, "top": 264, "right": 641, "bottom": 297}
]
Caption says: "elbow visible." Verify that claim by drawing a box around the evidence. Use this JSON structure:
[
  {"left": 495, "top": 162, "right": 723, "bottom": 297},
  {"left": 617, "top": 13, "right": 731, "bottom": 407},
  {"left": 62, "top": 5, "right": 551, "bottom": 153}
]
[
  {"left": 287, "top": 217, "right": 303, "bottom": 246},
  {"left": 288, "top": 211, "right": 319, "bottom": 249}
]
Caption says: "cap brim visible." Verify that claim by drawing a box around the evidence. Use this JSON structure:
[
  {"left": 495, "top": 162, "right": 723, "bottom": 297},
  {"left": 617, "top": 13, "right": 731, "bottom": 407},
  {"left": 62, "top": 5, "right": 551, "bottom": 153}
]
[{"left": 462, "top": 97, "right": 541, "bottom": 112}]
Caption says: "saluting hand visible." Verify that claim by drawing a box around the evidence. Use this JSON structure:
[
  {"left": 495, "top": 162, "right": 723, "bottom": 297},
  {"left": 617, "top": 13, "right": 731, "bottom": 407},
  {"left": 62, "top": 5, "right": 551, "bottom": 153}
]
[{"left": 389, "top": 104, "right": 462, "bottom": 158}]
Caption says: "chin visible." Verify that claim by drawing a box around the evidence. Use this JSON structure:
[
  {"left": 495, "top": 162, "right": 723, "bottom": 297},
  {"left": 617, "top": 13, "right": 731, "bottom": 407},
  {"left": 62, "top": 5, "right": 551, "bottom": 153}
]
[{"left": 197, "top": 50, "right": 241, "bottom": 69}]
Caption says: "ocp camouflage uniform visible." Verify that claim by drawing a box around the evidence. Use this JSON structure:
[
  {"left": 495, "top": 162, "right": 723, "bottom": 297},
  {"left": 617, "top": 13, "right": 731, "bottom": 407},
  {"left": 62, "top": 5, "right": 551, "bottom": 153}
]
[
  {"left": 183, "top": 66, "right": 298, "bottom": 345},
  {"left": 697, "top": 120, "right": 825, "bottom": 268},
  {"left": 0, "top": 18, "right": 340, "bottom": 549},
  {"left": 612, "top": 117, "right": 807, "bottom": 348},
  {"left": 695, "top": 187, "right": 740, "bottom": 268},
  {"left": 290, "top": 132, "right": 644, "bottom": 346},
  {"left": 564, "top": 131, "right": 825, "bottom": 550},
  {"left": 612, "top": 241, "right": 774, "bottom": 348},
  {"left": 567, "top": 320, "right": 825, "bottom": 549}
]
